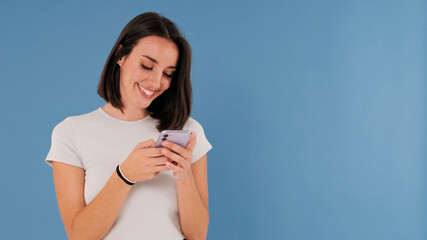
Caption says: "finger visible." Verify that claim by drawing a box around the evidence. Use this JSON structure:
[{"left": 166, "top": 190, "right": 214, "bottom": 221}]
[
  {"left": 166, "top": 161, "right": 184, "bottom": 172},
  {"left": 162, "top": 149, "right": 188, "bottom": 167},
  {"left": 153, "top": 165, "right": 170, "bottom": 172},
  {"left": 162, "top": 140, "right": 186, "bottom": 157},
  {"left": 142, "top": 148, "right": 164, "bottom": 157},
  {"left": 149, "top": 156, "right": 169, "bottom": 166},
  {"left": 185, "top": 132, "right": 197, "bottom": 152},
  {"left": 136, "top": 139, "right": 156, "bottom": 149}
]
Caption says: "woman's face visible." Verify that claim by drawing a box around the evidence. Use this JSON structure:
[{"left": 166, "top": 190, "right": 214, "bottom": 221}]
[{"left": 118, "top": 35, "right": 179, "bottom": 111}]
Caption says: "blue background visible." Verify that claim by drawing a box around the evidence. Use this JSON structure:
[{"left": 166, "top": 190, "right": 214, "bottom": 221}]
[{"left": 1, "top": 0, "right": 426, "bottom": 239}]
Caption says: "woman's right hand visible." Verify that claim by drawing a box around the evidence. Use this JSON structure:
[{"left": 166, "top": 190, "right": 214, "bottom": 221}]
[{"left": 120, "top": 139, "right": 169, "bottom": 182}]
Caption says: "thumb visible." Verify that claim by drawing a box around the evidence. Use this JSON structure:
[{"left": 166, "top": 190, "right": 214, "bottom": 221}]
[{"left": 135, "top": 139, "right": 156, "bottom": 149}]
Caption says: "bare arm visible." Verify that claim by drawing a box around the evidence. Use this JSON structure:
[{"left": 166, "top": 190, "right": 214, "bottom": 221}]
[
  {"left": 161, "top": 132, "right": 209, "bottom": 240},
  {"left": 177, "top": 155, "right": 209, "bottom": 240},
  {"left": 53, "top": 161, "right": 131, "bottom": 240},
  {"left": 52, "top": 139, "right": 169, "bottom": 239}
]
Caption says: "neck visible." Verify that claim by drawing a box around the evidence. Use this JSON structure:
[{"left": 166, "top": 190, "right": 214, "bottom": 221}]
[{"left": 101, "top": 102, "right": 149, "bottom": 121}]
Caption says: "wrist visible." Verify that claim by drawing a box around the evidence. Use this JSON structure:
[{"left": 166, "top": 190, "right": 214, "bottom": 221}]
[
  {"left": 116, "top": 164, "right": 136, "bottom": 186},
  {"left": 120, "top": 162, "right": 136, "bottom": 182},
  {"left": 176, "top": 174, "right": 195, "bottom": 186}
]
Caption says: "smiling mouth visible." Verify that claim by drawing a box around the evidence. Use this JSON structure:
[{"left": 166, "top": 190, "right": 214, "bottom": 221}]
[{"left": 137, "top": 83, "right": 156, "bottom": 98}]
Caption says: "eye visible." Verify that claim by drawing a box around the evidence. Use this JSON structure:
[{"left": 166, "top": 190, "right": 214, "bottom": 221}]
[
  {"left": 141, "top": 64, "right": 153, "bottom": 70},
  {"left": 163, "top": 72, "right": 173, "bottom": 78}
]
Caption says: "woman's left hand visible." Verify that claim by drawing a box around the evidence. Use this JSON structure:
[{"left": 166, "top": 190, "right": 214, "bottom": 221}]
[{"left": 161, "top": 132, "right": 196, "bottom": 182}]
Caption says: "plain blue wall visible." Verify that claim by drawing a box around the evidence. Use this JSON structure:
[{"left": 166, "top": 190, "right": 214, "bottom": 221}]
[{"left": 1, "top": 0, "right": 425, "bottom": 239}]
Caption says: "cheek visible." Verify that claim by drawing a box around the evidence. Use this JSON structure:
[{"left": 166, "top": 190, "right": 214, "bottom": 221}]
[
  {"left": 161, "top": 79, "right": 172, "bottom": 90},
  {"left": 123, "top": 65, "right": 143, "bottom": 81},
  {"left": 133, "top": 68, "right": 145, "bottom": 79}
]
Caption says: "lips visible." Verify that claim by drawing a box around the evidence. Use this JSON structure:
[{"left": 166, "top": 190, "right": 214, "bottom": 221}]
[{"left": 137, "top": 83, "right": 156, "bottom": 99}]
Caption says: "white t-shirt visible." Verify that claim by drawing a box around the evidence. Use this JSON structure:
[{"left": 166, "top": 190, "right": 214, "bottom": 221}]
[{"left": 45, "top": 107, "right": 212, "bottom": 239}]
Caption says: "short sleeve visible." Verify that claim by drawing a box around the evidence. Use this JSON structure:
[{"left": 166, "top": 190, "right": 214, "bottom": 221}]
[
  {"left": 184, "top": 118, "right": 213, "bottom": 163},
  {"left": 45, "top": 118, "right": 83, "bottom": 168}
]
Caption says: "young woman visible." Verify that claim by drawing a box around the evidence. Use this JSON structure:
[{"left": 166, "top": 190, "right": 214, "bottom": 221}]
[{"left": 45, "top": 12, "right": 212, "bottom": 240}]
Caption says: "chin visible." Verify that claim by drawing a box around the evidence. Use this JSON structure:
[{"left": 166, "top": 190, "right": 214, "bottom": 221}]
[
  {"left": 139, "top": 102, "right": 152, "bottom": 109},
  {"left": 135, "top": 95, "right": 156, "bottom": 108}
]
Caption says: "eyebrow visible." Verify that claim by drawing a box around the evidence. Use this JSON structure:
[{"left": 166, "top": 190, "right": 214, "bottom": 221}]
[{"left": 142, "top": 55, "right": 176, "bottom": 69}]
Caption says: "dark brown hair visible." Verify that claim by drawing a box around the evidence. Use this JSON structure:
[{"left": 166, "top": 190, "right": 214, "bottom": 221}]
[{"left": 98, "top": 12, "right": 192, "bottom": 131}]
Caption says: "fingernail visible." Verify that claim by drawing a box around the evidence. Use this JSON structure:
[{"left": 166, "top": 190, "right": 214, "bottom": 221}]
[
  {"left": 162, "top": 149, "right": 168, "bottom": 155},
  {"left": 162, "top": 141, "right": 168, "bottom": 146}
]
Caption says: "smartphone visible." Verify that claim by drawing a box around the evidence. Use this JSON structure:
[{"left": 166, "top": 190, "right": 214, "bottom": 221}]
[{"left": 155, "top": 130, "right": 191, "bottom": 148}]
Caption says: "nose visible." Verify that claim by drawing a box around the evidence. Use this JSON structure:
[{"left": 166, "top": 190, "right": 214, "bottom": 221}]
[{"left": 147, "top": 70, "right": 162, "bottom": 89}]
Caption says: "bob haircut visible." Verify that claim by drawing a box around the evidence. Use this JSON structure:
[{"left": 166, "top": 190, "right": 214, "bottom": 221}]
[{"left": 98, "top": 12, "right": 192, "bottom": 131}]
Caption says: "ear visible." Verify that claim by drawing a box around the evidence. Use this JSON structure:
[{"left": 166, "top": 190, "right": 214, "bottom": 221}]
[
  {"left": 116, "top": 44, "right": 124, "bottom": 66},
  {"left": 117, "top": 56, "right": 127, "bottom": 67}
]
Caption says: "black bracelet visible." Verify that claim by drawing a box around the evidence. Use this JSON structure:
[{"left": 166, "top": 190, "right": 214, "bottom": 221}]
[{"left": 116, "top": 165, "right": 135, "bottom": 185}]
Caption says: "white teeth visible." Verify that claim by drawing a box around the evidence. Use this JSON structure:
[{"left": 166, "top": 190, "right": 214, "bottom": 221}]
[{"left": 138, "top": 84, "right": 154, "bottom": 95}]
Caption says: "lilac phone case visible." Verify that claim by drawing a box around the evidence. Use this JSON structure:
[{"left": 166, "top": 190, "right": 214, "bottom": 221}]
[{"left": 155, "top": 130, "right": 191, "bottom": 148}]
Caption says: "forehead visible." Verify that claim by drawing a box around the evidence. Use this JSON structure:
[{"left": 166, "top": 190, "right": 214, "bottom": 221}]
[{"left": 131, "top": 36, "right": 179, "bottom": 66}]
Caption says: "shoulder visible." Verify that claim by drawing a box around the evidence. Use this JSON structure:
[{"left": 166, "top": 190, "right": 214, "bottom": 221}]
[
  {"left": 51, "top": 109, "right": 100, "bottom": 135},
  {"left": 66, "top": 108, "right": 100, "bottom": 124},
  {"left": 183, "top": 117, "right": 211, "bottom": 143},
  {"left": 184, "top": 117, "right": 213, "bottom": 162},
  {"left": 56, "top": 108, "right": 101, "bottom": 127},
  {"left": 183, "top": 117, "right": 205, "bottom": 133}
]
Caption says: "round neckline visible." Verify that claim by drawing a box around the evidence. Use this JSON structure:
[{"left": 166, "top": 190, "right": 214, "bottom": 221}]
[{"left": 97, "top": 107, "right": 151, "bottom": 124}]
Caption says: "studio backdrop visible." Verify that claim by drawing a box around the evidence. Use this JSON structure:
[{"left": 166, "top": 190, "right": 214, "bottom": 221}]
[{"left": 0, "top": 0, "right": 426, "bottom": 239}]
